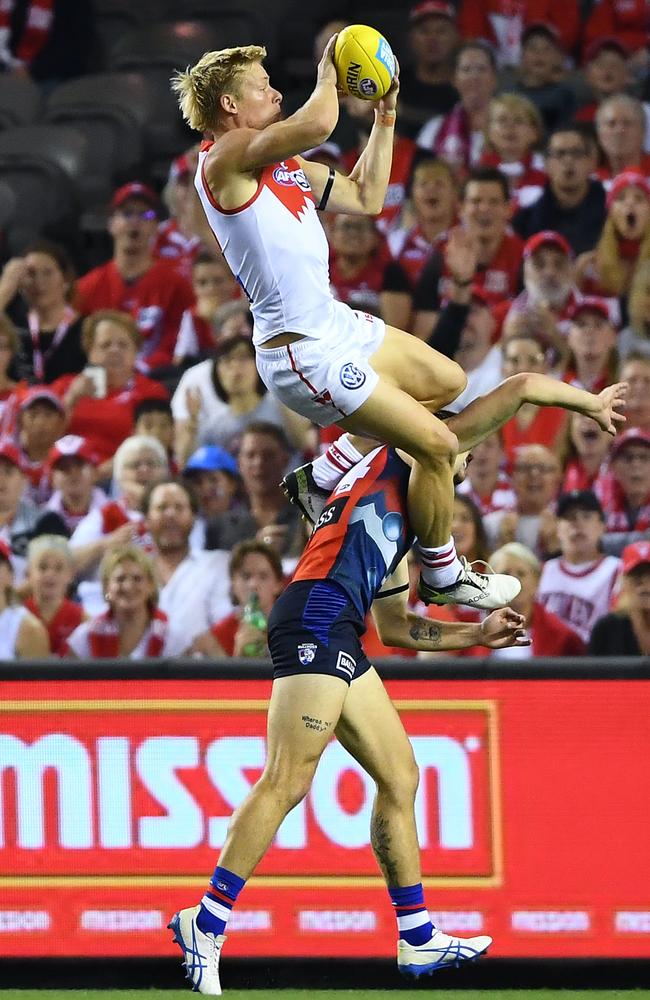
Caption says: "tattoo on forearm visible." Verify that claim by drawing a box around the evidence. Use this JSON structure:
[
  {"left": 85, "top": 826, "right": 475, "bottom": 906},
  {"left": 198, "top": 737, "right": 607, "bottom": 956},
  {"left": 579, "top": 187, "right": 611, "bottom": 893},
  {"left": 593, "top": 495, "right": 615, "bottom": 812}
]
[
  {"left": 370, "top": 811, "right": 400, "bottom": 884},
  {"left": 301, "top": 714, "right": 331, "bottom": 733},
  {"left": 409, "top": 620, "right": 442, "bottom": 646}
]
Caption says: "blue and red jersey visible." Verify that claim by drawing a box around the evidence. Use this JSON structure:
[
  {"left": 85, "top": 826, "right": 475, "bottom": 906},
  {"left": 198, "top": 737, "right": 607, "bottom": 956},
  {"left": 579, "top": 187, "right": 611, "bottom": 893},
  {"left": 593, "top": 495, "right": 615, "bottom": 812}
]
[{"left": 293, "top": 446, "right": 413, "bottom": 619}]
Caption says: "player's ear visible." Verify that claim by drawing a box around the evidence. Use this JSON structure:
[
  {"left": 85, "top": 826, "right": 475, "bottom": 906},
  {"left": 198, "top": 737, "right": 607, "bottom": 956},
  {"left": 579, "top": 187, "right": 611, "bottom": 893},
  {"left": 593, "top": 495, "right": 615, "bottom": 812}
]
[{"left": 221, "top": 92, "right": 238, "bottom": 116}]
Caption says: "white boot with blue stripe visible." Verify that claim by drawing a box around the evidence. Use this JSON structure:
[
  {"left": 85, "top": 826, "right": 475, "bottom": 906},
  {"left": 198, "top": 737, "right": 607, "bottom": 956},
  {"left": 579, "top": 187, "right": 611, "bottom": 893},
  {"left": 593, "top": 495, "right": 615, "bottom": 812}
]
[{"left": 168, "top": 905, "right": 225, "bottom": 994}]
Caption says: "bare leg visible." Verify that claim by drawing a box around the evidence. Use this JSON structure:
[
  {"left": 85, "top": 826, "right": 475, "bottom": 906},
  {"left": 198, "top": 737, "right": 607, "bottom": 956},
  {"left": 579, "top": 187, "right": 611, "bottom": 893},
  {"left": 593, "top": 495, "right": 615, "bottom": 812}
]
[
  {"left": 335, "top": 667, "right": 422, "bottom": 885},
  {"left": 217, "top": 674, "right": 349, "bottom": 879}
]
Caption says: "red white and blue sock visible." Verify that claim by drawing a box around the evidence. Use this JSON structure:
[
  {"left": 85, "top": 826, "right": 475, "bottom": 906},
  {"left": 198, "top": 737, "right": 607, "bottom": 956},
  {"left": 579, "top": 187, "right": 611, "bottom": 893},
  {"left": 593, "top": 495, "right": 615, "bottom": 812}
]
[
  {"left": 196, "top": 866, "right": 246, "bottom": 936},
  {"left": 389, "top": 883, "right": 435, "bottom": 945},
  {"left": 417, "top": 539, "right": 463, "bottom": 589},
  {"left": 311, "top": 434, "right": 365, "bottom": 490}
]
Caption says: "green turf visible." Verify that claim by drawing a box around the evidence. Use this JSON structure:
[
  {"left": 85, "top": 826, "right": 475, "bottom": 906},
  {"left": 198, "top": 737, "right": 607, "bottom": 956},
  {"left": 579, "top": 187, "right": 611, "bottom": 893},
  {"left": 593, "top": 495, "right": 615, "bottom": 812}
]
[{"left": 3, "top": 992, "right": 649, "bottom": 999}]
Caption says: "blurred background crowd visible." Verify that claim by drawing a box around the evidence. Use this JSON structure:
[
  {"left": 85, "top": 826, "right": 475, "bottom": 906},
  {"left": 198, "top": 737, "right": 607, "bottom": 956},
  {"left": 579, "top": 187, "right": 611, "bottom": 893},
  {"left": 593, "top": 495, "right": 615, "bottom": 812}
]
[{"left": 0, "top": 0, "right": 648, "bottom": 660}]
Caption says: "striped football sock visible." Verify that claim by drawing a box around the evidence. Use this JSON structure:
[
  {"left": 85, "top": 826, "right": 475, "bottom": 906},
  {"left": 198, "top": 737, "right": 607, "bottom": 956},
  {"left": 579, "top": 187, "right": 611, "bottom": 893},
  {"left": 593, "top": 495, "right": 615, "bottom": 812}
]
[
  {"left": 389, "top": 882, "right": 435, "bottom": 945},
  {"left": 311, "top": 434, "right": 365, "bottom": 490},
  {"left": 417, "top": 538, "right": 463, "bottom": 589},
  {"left": 196, "top": 865, "right": 246, "bottom": 936}
]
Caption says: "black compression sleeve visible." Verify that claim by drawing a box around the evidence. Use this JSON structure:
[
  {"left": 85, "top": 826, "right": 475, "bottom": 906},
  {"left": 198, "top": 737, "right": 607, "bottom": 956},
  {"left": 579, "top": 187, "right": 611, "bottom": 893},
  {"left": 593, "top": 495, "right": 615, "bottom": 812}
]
[{"left": 317, "top": 167, "right": 336, "bottom": 211}]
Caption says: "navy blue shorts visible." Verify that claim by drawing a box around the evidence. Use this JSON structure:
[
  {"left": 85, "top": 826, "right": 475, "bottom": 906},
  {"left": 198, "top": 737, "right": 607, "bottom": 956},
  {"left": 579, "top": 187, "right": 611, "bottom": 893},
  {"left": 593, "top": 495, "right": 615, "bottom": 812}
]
[{"left": 267, "top": 579, "right": 372, "bottom": 685}]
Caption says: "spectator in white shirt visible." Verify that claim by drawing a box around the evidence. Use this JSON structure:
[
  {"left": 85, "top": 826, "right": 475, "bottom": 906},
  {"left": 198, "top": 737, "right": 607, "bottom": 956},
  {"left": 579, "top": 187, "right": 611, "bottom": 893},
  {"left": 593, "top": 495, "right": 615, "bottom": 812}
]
[
  {"left": 538, "top": 489, "right": 620, "bottom": 644},
  {"left": 144, "top": 479, "right": 231, "bottom": 643}
]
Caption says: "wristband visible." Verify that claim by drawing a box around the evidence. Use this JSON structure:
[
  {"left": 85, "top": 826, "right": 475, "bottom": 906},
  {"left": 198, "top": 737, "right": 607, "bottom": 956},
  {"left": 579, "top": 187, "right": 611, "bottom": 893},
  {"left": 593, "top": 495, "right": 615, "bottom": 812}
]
[{"left": 375, "top": 110, "right": 396, "bottom": 127}]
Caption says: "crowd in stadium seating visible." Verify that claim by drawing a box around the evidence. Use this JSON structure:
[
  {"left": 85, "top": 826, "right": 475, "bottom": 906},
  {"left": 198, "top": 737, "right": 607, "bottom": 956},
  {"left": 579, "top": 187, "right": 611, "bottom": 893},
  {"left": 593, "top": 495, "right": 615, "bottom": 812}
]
[{"left": 0, "top": 0, "right": 648, "bottom": 659}]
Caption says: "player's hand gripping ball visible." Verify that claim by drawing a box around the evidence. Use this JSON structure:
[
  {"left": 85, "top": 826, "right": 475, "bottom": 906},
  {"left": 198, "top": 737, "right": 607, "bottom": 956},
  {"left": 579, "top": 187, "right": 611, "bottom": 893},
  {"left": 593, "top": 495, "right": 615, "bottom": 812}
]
[{"left": 334, "top": 24, "right": 395, "bottom": 100}]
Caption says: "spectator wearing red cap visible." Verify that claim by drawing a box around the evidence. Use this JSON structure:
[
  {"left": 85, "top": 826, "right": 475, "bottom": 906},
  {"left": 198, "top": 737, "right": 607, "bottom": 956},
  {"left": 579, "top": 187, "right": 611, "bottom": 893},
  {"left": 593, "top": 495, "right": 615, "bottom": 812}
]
[
  {"left": 52, "top": 310, "right": 168, "bottom": 474},
  {"left": 481, "top": 93, "right": 547, "bottom": 209},
  {"left": 0, "top": 538, "right": 49, "bottom": 659},
  {"left": 538, "top": 490, "right": 620, "bottom": 644},
  {"left": 397, "top": 2, "right": 460, "bottom": 140},
  {"left": 24, "top": 535, "right": 83, "bottom": 657},
  {"left": 75, "top": 184, "right": 194, "bottom": 371},
  {"left": 173, "top": 254, "right": 241, "bottom": 364},
  {"left": 576, "top": 171, "right": 650, "bottom": 301},
  {"left": 155, "top": 147, "right": 209, "bottom": 280},
  {"left": 417, "top": 41, "right": 498, "bottom": 173},
  {"left": 596, "top": 96, "right": 650, "bottom": 188},
  {"left": 488, "top": 543, "right": 585, "bottom": 657},
  {"left": 457, "top": 0, "right": 579, "bottom": 69},
  {"left": 584, "top": 0, "right": 649, "bottom": 64},
  {"left": 412, "top": 168, "right": 523, "bottom": 339},
  {"left": 383, "top": 158, "right": 459, "bottom": 331},
  {"left": 562, "top": 298, "right": 618, "bottom": 395},
  {"left": 340, "top": 96, "right": 418, "bottom": 233},
  {"left": 513, "top": 125, "right": 607, "bottom": 255},
  {"left": 44, "top": 435, "right": 107, "bottom": 536},
  {"left": 589, "top": 541, "right": 650, "bottom": 655},
  {"left": 576, "top": 39, "right": 634, "bottom": 128},
  {"left": 620, "top": 262, "right": 650, "bottom": 361},
  {"left": 597, "top": 428, "right": 650, "bottom": 555},
  {"left": 15, "top": 387, "right": 66, "bottom": 505},
  {"left": 513, "top": 23, "right": 576, "bottom": 134},
  {"left": 502, "top": 230, "right": 578, "bottom": 354},
  {"left": 560, "top": 411, "right": 614, "bottom": 493}
]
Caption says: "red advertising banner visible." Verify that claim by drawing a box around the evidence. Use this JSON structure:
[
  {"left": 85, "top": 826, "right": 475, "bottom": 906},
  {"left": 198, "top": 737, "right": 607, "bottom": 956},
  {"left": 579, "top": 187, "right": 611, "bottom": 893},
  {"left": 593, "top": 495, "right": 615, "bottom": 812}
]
[{"left": 0, "top": 676, "right": 649, "bottom": 958}]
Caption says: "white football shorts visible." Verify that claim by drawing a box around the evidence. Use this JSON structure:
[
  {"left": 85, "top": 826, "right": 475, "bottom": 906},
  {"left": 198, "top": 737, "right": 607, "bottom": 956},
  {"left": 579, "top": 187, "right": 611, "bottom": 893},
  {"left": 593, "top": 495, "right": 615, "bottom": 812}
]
[{"left": 255, "top": 301, "right": 385, "bottom": 428}]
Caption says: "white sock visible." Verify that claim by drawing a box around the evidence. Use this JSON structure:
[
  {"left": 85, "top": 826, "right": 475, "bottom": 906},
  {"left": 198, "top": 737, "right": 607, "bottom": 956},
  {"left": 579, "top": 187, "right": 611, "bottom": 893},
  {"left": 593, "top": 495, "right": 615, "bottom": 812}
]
[
  {"left": 312, "top": 434, "right": 365, "bottom": 490},
  {"left": 417, "top": 539, "right": 463, "bottom": 589}
]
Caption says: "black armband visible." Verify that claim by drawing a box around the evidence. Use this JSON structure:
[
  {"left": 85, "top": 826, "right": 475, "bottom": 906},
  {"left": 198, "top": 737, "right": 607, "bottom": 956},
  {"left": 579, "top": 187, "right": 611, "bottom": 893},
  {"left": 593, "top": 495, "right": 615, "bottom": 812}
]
[
  {"left": 317, "top": 166, "right": 335, "bottom": 211},
  {"left": 375, "top": 583, "right": 409, "bottom": 599}
]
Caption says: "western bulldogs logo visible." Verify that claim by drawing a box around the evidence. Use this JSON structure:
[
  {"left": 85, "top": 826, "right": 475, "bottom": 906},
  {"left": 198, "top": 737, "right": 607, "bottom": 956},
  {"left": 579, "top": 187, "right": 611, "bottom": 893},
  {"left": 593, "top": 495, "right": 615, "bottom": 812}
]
[
  {"left": 340, "top": 362, "right": 366, "bottom": 389},
  {"left": 298, "top": 642, "right": 318, "bottom": 665},
  {"left": 273, "top": 163, "right": 311, "bottom": 191},
  {"left": 359, "top": 77, "right": 378, "bottom": 97}
]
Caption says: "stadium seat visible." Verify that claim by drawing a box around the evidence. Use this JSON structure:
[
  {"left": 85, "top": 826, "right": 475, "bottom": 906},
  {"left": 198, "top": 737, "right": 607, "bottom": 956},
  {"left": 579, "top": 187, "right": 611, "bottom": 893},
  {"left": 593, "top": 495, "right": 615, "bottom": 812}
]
[
  {"left": 0, "top": 125, "right": 91, "bottom": 212},
  {"left": 159, "top": 5, "right": 278, "bottom": 59},
  {"left": 0, "top": 158, "right": 77, "bottom": 253},
  {"left": 108, "top": 21, "right": 228, "bottom": 72},
  {"left": 45, "top": 75, "right": 148, "bottom": 193},
  {"left": 0, "top": 75, "right": 43, "bottom": 129}
]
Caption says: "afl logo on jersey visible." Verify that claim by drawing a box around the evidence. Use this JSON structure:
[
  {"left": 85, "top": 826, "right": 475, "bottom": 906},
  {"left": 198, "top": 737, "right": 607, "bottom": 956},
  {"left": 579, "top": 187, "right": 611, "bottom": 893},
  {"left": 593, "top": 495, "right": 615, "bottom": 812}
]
[
  {"left": 340, "top": 362, "right": 366, "bottom": 389},
  {"left": 273, "top": 163, "right": 311, "bottom": 192}
]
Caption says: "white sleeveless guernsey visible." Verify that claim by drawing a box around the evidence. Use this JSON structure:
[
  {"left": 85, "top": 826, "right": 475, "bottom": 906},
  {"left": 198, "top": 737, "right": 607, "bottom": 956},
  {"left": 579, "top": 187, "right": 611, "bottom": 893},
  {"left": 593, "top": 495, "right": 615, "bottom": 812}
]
[
  {"left": 538, "top": 555, "right": 620, "bottom": 644},
  {"left": 195, "top": 143, "right": 334, "bottom": 347},
  {"left": 0, "top": 605, "right": 27, "bottom": 658}
]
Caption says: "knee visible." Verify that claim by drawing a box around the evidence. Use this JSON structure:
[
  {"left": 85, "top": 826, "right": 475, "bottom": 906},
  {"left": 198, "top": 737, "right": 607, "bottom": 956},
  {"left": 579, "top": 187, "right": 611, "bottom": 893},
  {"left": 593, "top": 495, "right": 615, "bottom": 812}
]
[
  {"left": 377, "top": 754, "right": 420, "bottom": 806},
  {"left": 417, "top": 424, "right": 459, "bottom": 469},
  {"left": 261, "top": 760, "right": 316, "bottom": 811}
]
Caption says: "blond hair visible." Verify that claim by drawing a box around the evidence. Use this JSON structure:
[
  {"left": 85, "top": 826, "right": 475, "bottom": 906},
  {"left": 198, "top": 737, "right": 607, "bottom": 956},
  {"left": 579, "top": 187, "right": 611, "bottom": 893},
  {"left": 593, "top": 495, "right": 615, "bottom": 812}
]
[
  {"left": 171, "top": 45, "right": 267, "bottom": 133},
  {"left": 628, "top": 260, "right": 650, "bottom": 334},
  {"left": 100, "top": 545, "right": 158, "bottom": 611},
  {"left": 82, "top": 309, "right": 142, "bottom": 354},
  {"left": 593, "top": 213, "right": 650, "bottom": 296},
  {"left": 490, "top": 542, "right": 541, "bottom": 576},
  {"left": 486, "top": 92, "right": 543, "bottom": 151}
]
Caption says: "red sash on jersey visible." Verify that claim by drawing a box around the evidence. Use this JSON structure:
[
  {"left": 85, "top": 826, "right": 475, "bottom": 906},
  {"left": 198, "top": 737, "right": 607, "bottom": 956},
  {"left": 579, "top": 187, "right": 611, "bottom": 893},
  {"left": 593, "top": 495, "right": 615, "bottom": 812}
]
[
  {"left": 87, "top": 608, "right": 168, "bottom": 658},
  {"left": 596, "top": 476, "right": 650, "bottom": 533},
  {"left": 0, "top": 0, "right": 53, "bottom": 66},
  {"left": 434, "top": 104, "right": 472, "bottom": 170},
  {"left": 25, "top": 596, "right": 83, "bottom": 657}
]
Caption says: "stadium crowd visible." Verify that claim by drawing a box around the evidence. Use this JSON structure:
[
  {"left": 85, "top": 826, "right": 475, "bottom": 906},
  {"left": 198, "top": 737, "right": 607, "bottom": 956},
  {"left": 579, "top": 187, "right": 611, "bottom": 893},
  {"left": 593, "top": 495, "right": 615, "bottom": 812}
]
[{"left": 0, "top": 0, "right": 648, "bottom": 659}]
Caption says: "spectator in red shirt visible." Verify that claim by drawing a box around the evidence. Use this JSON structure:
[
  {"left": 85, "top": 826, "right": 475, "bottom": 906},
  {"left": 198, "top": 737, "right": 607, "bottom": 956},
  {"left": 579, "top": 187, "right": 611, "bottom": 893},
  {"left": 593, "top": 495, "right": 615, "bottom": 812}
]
[
  {"left": 75, "top": 183, "right": 194, "bottom": 371},
  {"left": 155, "top": 148, "right": 208, "bottom": 280},
  {"left": 328, "top": 214, "right": 390, "bottom": 315},
  {"left": 413, "top": 168, "right": 523, "bottom": 339},
  {"left": 499, "top": 334, "right": 569, "bottom": 462},
  {"left": 45, "top": 434, "right": 107, "bottom": 535},
  {"left": 457, "top": 0, "right": 579, "bottom": 68},
  {"left": 560, "top": 412, "right": 614, "bottom": 493},
  {"left": 24, "top": 535, "right": 83, "bottom": 657},
  {"left": 417, "top": 41, "right": 498, "bottom": 172},
  {"left": 15, "top": 387, "right": 66, "bottom": 505},
  {"left": 456, "top": 430, "right": 516, "bottom": 515},
  {"left": 173, "top": 253, "right": 241, "bottom": 364},
  {"left": 481, "top": 93, "right": 546, "bottom": 207},
  {"left": 53, "top": 310, "right": 168, "bottom": 473},
  {"left": 488, "top": 542, "right": 585, "bottom": 657},
  {"left": 562, "top": 297, "right": 619, "bottom": 393},
  {"left": 576, "top": 38, "right": 633, "bottom": 127},
  {"left": 192, "top": 539, "right": 284, "bottom": 657},
  {"left": 584, "top": 0, "right": 649, "bottom": 62},
  {"left": 576, "top": 170, "right": 650, "bottom": 300},
  {"left": 595, "top": 96, "right": 650, "bottom": 187},
  {"left": 397, "top": 1, "right": 459, "bottom": 140},
  {"left": 597, "top": 427, "right": 650, "bottom": 555}
]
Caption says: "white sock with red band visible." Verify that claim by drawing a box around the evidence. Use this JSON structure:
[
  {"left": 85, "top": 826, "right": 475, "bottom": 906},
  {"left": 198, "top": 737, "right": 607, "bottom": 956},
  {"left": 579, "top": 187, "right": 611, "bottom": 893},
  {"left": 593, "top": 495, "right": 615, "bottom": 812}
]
[
  {"left": 312, "top": 434, "right": 365, "bottom": 490},
  {"left": 417, "top": 539, "right": 463, "bottom": 589}
]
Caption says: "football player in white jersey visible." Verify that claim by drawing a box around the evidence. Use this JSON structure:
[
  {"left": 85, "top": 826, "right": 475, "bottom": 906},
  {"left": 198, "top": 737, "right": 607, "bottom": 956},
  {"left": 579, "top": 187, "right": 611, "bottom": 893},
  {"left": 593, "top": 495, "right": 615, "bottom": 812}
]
[{"left": 172, "top": 40, "right": 519, "bottom": 611}]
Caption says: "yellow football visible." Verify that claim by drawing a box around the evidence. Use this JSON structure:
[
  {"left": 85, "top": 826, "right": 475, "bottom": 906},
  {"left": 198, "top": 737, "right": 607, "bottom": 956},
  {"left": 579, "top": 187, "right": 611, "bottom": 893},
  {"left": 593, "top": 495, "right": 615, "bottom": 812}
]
[{"left": 334, "top": 24, "right": 395, "bottom": 101}]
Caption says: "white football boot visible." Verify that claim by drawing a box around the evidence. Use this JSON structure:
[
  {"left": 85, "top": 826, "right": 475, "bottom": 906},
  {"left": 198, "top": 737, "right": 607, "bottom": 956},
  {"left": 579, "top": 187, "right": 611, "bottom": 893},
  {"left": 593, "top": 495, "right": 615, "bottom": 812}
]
[
  {"left": 419, "top": 556, "right": 521, "bottom": 610},
  {"left": 398, "top": 927, "right": 492, "bottom": 977},
  {"left": 168, "top": 905, "right": 225, "bottom": 994}
]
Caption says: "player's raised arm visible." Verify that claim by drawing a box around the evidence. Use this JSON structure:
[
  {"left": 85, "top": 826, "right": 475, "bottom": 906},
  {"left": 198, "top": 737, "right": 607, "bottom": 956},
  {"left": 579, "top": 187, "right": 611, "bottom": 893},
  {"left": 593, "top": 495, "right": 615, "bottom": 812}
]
[
  {"left": 299, "top": 65, "right": 400, "bottom": 216},
  {"left": 371, "top": 559, "right": 529, "bottom": 652},
  {"left": 172, "top": 40, "right": 339, "bottom": 178},
  {"left": 449, "top": 374, "right": 628, "bottom": 453}
]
